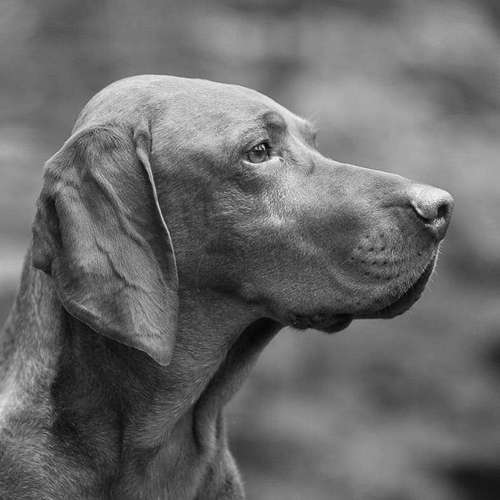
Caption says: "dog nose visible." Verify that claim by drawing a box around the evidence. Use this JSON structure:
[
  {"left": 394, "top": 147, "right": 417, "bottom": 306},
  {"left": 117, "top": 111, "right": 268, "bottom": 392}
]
[{"left": 408, "top": 184, "right": 454, "bottom": 240}]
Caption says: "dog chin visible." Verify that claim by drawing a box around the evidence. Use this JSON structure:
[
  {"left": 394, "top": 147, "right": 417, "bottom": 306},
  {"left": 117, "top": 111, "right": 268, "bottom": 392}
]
[
  {"left": 286, "top": 255, "right": 436, "bottom": 333},
  {"left": 287, "top": 312, "right": 353, "bottom": 333},
  {"left": 318, "top": 315, "right": 353, "bottom": 333},
  {"left": 355, "top": 257, "right": 436, "bottom": 320}
]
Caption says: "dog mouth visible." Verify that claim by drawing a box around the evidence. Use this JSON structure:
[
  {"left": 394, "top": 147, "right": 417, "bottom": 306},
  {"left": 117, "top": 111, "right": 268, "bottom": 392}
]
[
  {"left": 289, "top": 313, "right": 353, "bottom": 334},
  {"left": 355, "top": 257, "right": 436, "bottom": 320},
  {"left": 288, "top": 257, "right": 436, "bottom": 334}
]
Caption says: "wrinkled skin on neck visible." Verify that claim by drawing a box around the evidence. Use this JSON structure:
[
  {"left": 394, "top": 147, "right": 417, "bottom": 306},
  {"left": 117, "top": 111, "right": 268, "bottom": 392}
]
[{"left": 0, "top": 255, "right": 278, "bottom": 499}]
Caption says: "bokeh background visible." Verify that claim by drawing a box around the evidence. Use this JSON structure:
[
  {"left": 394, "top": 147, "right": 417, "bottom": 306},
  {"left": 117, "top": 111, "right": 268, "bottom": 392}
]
[{"left": 1, "top": 1, "right": 499, "bottom": 498}]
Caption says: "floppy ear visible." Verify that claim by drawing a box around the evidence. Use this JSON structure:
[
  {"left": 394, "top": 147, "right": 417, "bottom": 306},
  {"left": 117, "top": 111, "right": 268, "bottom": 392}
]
[{"left": 32, "top": 124, "right": 178, "bottom": 366}]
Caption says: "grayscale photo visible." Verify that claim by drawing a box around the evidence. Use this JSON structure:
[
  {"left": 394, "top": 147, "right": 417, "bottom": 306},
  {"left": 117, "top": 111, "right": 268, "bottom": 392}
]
[{"left": 0, "top": 1, "right": 498, "bottom": 499}]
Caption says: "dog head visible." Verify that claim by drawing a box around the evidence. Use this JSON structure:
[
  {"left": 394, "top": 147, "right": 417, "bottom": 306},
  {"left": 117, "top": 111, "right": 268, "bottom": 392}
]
[{"left": 32, "top": 75, "right": 453, "bottom": 364}]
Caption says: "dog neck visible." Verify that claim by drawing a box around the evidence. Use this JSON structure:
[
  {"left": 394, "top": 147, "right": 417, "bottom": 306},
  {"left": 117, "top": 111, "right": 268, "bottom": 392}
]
[{"left": 2, "top": 250, "right": 280, "bottom": 496}]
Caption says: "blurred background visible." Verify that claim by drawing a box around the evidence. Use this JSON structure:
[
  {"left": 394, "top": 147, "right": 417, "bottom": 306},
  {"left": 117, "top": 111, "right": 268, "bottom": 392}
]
[{"left": 0, "top": 0, "right": 499, "bottom": 498}]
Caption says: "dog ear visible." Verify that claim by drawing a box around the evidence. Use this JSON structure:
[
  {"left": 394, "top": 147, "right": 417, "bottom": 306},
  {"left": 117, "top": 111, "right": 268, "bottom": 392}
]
[{"left": 32, "top": 124, "right": 178, "bottom": 366}]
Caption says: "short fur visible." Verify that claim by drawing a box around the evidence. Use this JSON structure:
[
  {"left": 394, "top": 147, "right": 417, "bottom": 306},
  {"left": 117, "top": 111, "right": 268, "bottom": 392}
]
[{"left": 0, "top": 75, "right": 453, "bottom": 499}]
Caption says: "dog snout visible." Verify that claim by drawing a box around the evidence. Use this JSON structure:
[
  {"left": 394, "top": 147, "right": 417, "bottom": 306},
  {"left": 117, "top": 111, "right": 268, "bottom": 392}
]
[{"left": 407, "top": 184, "right": 454, "bottom": 240}]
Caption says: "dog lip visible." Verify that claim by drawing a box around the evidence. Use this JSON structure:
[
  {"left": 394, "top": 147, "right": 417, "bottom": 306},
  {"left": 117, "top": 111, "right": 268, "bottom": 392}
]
[
  {"left": 288, "top": 312, "right": 353, "bottom": 333},
  {"left": 322, "top": 315, "right": 353, "bottom": 333},
  {"left": 354, "top": 258, "right": 435, "bottom": 320},
  {"left": 289, "top": 259, "right": 434, "bottom": 331}
]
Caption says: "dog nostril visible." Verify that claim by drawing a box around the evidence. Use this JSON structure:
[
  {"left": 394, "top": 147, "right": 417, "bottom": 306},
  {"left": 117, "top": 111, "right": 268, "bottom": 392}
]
[
  {"left": 436, "top": 201, "right": 449, "bottom": 220},
  {"left": 408, "top": 184, "right": 454, "bottom": 240}
]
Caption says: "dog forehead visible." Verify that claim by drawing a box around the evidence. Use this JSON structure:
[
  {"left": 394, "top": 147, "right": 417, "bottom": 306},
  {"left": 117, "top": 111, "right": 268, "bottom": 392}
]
[
  {"left": 75, "top": 75, "right": 303, "bottom": 134},
  {"left": 153, "top": 76, "right": 302, "bottom": 134}
]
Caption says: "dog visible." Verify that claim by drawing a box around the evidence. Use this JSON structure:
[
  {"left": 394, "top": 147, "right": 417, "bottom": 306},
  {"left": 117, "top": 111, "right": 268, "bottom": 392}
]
[{"left": 0, "top": 75, "right": 453, "bottom": 499}]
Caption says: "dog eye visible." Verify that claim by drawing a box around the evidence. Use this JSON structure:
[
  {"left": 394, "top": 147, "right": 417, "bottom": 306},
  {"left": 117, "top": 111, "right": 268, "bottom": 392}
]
[{"left": 246, "top": 142, "right": 271, "bottom": 163}]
